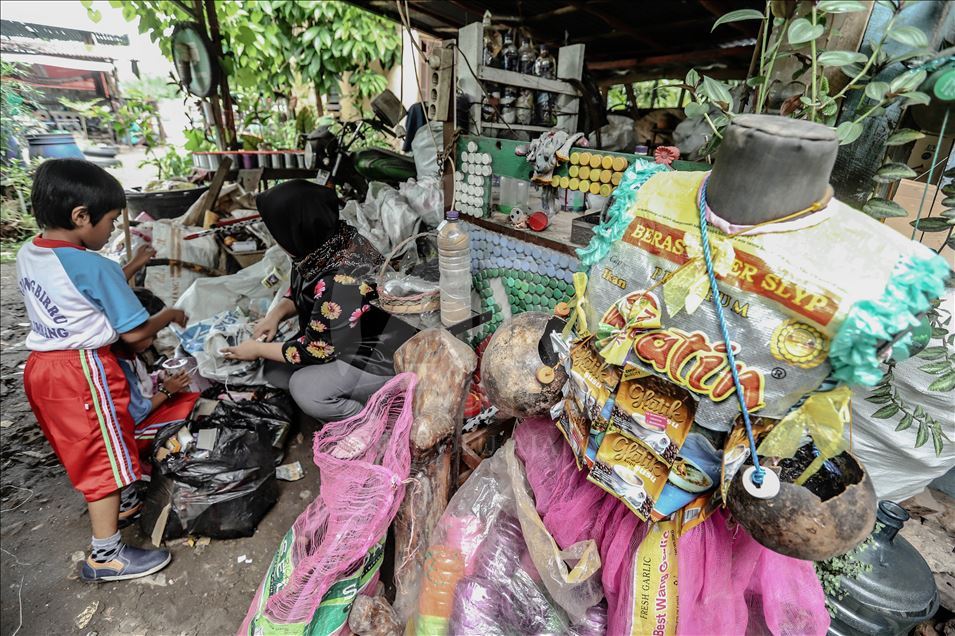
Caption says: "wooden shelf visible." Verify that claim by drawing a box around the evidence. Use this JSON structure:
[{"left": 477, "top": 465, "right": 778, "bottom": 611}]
[
  {"left": 478, "top": 67, "right": 578, "bottom": 96},
  {"left": 462, "top": 210, "right": 588, "bottom": 257},
  {"left": 480, "top": 122, "right": 552, "bottom": 133}
]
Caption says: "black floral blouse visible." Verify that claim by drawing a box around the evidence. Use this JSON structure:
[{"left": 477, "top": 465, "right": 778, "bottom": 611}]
[{"left": 280, "top": 224, "right": 417, "bottom": 377}]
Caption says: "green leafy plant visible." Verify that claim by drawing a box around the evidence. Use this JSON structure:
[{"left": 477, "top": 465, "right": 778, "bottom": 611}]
[
  {"left": 1, "top": 60, "right": 44, "bottom": 157},
  {"left": 96, "top": 0, "right": 400, "bottom": 117},
  {"left": 866, "top": 300, "right": 954, "bottom": 454},
  {"left": 814, "top": 530, "right": 876, "bottom": 617},
  {"left": 690, "top": 0, "right": 933, "bottom": 176},
  {"left": 0, "top": 158, "right": 41, "bottom": 259},
  {"left": 139, "top": 146, "right": 193, "bottom": 181}
]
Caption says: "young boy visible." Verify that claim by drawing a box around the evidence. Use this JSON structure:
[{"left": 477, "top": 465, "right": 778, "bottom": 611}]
[{"left": 17, "top": 159, "right": 187, "bottom": 582}]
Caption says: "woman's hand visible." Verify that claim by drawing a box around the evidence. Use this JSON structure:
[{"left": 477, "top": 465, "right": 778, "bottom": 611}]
[
  {"left": 252, "top": 315, "right": 280, "bottom": 342},
  {"left": 162, "top": 372, "right": 191, "bottom": 395},
  {"left": 221, "top": 339, "right": 262, "bottom": 361}
]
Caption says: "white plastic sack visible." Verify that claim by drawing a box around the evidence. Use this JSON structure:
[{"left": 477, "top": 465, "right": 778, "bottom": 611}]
[
  {"left": 343, "top": 183, "right": 420, "bottom": 258},
  {"left": 146, "top": 220, "right": 219, "bottom": 308},
  {"left": 176, "top": 245, "right": 291, "bottom": 324},
  {"left": 176, "top": 310, "right": 267, "bottom": 386},
  {"left": 852, "top": 291, "right": 955, "bottom": 501},
  {"left": 412, "top": 121, "right": 443, "bottom": 180},
  {"left": 399, "top": 176, "right": 443, "bottom": 228}
]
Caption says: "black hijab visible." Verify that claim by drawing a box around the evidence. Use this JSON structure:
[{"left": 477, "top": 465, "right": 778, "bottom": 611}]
[{"left": 256, "top": 179, "right": 341, "bottom": 260}]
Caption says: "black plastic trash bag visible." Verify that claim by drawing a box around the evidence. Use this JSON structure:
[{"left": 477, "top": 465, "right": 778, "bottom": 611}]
[{"left": 140, "top": 405, "right": 282, "bottom": 540}]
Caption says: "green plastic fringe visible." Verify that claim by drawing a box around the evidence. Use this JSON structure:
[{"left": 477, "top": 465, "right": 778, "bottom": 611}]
[
  {"left": 576, "top": 158, "right": 669, "bottom": 270},
  {"left": 829, "top": 252, "right": 951, "bottom": 386}
]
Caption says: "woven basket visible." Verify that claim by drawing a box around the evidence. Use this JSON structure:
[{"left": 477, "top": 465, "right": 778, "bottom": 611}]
[{"left": 377, "top": 231, "right": 440, "bottom": 315}]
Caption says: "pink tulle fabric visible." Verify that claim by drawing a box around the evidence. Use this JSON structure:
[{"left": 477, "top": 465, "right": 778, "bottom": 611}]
[
  {"left": 677, "top": 508, "right": 830, "bottom": 636},
  {"left": 515, "top": 417, "right": 830, "bottom": 636},
  {"left": 239, "top": 373, "right": 417, "bottom": 631}
]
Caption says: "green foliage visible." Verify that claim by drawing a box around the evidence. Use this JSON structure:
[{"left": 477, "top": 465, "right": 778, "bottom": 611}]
[
  {"left": 866, "top": 301, "right": 954, "bottom": 455},
  {"left": 0, "top": 158, "right": 41, "bottom": 258},
  {"left": 607, "top": 79, "right": 687, "bottom": 111},
  {"left": 122, "top": 75, "right": 181, "bottom": 100},
  {"left": 139, "top": 146, "right": 192, "bottom": 180},
  {"left": 696, "top": 0, "right": 938, "bottom": 224},
  {"left": 102, "top": 1, "right": 401, "bottom": 113},
  {"left": 1, "top": 60, "right": 44, "bottom": 156},
  {"left": 815, "top": 531, "right": 876, "bottom": 617}
]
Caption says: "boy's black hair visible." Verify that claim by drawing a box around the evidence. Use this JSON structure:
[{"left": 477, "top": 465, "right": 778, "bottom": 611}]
[{"left": 31, "top": 158, "right": 126, "bottom": 229}]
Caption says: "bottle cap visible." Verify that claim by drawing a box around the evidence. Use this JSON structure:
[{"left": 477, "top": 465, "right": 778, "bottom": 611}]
[{"left": 447, "top": 210, "right": 460, "bottom": 220}]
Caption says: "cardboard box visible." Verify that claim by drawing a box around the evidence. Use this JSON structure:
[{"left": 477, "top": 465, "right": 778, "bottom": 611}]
[
  {"left": 906, "top": 135, "right": 954, "bottom": 184},
  {"left": 885, "top": 178, "right": 949, "bottom": 252}
]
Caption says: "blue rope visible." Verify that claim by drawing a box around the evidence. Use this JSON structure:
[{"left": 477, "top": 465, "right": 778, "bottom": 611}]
[{"left": 698, "top": 179, "right": 765, "bottom": 486}]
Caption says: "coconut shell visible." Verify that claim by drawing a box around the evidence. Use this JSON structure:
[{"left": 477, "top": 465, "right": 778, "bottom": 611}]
[
  {"left": 727, "top": 452, "right": 876, "bottom": 561},
  {"left": 480, "top": 312, "right": 567, "bottom": 418}
]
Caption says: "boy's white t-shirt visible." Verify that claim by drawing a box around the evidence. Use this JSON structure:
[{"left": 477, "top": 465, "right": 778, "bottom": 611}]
[{"left": 16, "top": 237, "right": 148, "bottom": 351}]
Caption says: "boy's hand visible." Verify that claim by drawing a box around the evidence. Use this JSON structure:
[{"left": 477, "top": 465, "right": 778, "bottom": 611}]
[
  {"left": 163, "top": 373, "right": 191, "bottom": 395},
  {"left": 130, "top": 245, "right": 156, "bottom": 269},
  {"left": 222, "top": 339, "right": 261, "bottom": 361},
  {"left": 166, "top": 309, "right": 188, "bottom": 328}
]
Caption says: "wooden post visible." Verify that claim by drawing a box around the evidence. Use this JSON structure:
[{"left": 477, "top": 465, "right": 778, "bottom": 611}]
[
  {"left": 204, "top": 0, "right": 238, "bottom": 149},
  {"left": 122, "top": 206, "right": 133, "bottom": 282},
  {"left": 193, "top": 0, "right": 229, "bottom": 150}
]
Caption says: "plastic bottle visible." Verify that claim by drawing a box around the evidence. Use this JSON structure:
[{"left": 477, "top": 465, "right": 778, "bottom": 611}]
[
  {"left": 502, "top": 31, "right": 519, "bottom": 72},
  {"left": 518, "top": 36, "right": 537, "bottom": 75},
  {"left": 533, "top": 44, "right": 557, "bottom": 126},
  {"left": 416, "top": 545, "right": 465, "bottom": 636},
  {"left": 438, "top": 210, "right": 472, "bottom": 326}
]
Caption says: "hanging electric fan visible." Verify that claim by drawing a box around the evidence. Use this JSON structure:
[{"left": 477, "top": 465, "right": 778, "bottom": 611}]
[{"left": 171, "top": 22, "right": 220, "bottom": 98}]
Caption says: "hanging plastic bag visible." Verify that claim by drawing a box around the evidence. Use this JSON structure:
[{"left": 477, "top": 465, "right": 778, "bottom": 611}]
[
  {"left": 240, "top": 374, "right": 417, "bottom": 634},
  {"left": 412, "top": 438, "right": 606, "bottom": 636},
  {"left": 139, "top": 409, "right": 281, "bottom": 540}
]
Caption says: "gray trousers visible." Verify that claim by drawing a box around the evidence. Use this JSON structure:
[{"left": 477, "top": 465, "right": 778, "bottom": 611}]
[{"left": 264, "top": 360, "right": 391, "bottom": 422}]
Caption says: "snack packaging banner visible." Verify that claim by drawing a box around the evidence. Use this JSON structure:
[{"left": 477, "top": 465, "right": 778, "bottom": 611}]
[
  {"left": 567, "top": 338, "right": 622, "bottom": 467},
  {"left": 631, "top": 518, "right": 678, "bottom": 636},
  {"left": 244, "top": 533, "right": 384, "bottom": 636},
  {"left": 582, "top": 170, "right": 919, "bottom": 431},
  {"left": 651, "top": 430, "right": 722, "bottom": 521},
  {"left": 610, "top": 366, "right": 696, "bottom": 465},
  {"left": 588, "top": 430, "right": 669, "bottom": 520}
]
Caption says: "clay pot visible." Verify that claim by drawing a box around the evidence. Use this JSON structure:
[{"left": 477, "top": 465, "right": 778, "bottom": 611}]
[
  {"left": 480, "top": 312, "right": 567, "bottom": 418},
  {"left": 727, "top": 451, "right": 876, "bottom": 561}
]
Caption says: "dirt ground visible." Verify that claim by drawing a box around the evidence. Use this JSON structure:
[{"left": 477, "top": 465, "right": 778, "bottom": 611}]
[{"left": 0, "top": 262, "right": 318, "bottom": 636}]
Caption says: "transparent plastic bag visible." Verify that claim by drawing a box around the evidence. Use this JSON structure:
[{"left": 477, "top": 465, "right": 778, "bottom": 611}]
[{"left": 411, "top": 439, "right": 604, "bottom": 636}]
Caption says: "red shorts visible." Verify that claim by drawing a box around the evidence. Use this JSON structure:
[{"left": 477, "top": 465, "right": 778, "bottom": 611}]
[
  {"left": 134, "top": 391, "right": 200, "bottom": 453},
  {"left": 24, "top": 347, "right": 141, "bottom": 502}
]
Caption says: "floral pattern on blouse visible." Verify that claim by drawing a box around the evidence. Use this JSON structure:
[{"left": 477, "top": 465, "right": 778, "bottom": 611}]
[
  {"left": 334, "top": 274, "right": 356, "bottom": 285},
  {"left": 283, "top": 345, "right": 302, "bottom": 364},
  {"left": 349, "top": 304, "right": 371, "bottom": 327},
  {"left": 306, "top": 340, "right": 335, "bottom": 359},
  {"left": 309, "top": 319, "right": 328, "bottom": 333},
  {"left": 321, "top": 301, "right": 342, "bottom": 320}
]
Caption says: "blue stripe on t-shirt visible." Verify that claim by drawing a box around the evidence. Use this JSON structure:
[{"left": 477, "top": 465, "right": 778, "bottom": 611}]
[{"left": 52, "top": 248, "right": 148, "bottom": 333}]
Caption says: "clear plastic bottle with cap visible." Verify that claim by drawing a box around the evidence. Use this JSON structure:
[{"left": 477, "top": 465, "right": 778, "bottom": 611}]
[
  {"left": 518, "top": 35, "right": 537, "bottom": 75},
  {"left": 533, "top": 44, "right": 557, "bottom": 126},
  {"left": 502, "top": 30, "right": 519, "bottom": 72},
  {"left": 438, "top": 210, "right": 472, "bottom": 326}
]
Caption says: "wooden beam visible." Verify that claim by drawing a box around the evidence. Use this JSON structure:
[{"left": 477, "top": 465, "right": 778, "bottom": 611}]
[
  {"left": 527, "top": 5, "right": 579, "bottom": 21},
  {"left": 587, "top": 45, "right": 753, "bottom": 71},
  {"left": 569, "top": 1, "right": 659, "bottom": 48},
  {"left": 403, "top": 1, "right": 460, "bottom": 29}
]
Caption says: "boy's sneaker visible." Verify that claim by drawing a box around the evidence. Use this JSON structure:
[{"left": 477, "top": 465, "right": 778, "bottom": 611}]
[{"left": 81, "top": 545, "right": 171, "bottom": 582}]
